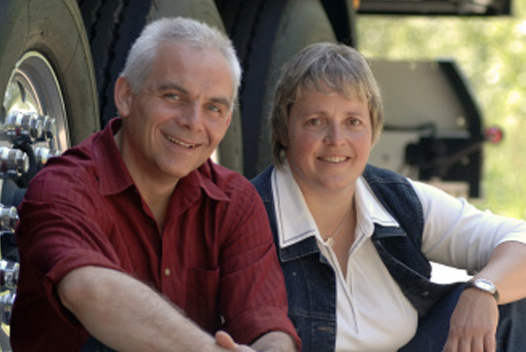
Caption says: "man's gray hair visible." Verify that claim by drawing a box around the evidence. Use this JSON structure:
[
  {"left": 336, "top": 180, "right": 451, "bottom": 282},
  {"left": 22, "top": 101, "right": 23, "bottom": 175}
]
[{"left": 120, "top": 17, "right": 242, "bottom": 104}]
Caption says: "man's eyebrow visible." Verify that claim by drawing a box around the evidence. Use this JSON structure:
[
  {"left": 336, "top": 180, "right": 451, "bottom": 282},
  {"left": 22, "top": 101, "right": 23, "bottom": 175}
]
[
  {"left": 154, "top": 82, "right": 232, "bottom": 110},
  {"left": 155, "top": 82, "right": 188, "bottom": 94}
]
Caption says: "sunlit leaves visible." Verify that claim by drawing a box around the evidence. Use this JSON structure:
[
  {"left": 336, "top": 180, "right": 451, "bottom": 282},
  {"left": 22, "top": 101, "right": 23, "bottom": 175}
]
[{"left": 357, "top": 2, "right": 526, "bottom": 218}]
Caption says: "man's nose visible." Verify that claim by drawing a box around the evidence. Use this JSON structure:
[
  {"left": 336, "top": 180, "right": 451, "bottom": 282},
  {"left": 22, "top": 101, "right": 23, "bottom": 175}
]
[{"left": 178, "top": 103, "right": 204, "bottom": 130}]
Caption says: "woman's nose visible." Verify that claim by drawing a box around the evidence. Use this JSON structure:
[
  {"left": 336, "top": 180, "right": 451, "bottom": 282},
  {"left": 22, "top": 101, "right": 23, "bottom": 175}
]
[{"left": 323, "top": 124, "right": 345, "bottom": 145}]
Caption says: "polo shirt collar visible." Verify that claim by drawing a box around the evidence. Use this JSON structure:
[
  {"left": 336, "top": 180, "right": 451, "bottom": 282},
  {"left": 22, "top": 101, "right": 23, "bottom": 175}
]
[
  {"left": 354, "top": 176, "right": 400, "bottom": 234},
  {"left": 272, "top": 163, "right": 318, "bottom": 249},
  {"left": 272, "top": 163, "right": 400, "bottom": 250}
]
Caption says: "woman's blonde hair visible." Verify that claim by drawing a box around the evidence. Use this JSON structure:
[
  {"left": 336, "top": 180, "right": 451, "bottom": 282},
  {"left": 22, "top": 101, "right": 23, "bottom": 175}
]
[{"left": 270, "top": 42, "right": 384, "bottom": 166}]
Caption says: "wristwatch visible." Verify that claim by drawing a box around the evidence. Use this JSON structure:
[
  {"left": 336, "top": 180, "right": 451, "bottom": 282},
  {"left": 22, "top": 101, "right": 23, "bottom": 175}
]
[{"left": 465, "top": 278, "right": 500, "bottom": 302}]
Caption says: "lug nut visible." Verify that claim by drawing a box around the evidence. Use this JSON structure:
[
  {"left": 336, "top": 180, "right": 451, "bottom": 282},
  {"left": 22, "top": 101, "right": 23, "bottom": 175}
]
[
  {"left": 3, "top": 111, "right": 46, "bottom": 143},
  {"left": 0, "top": 292, "right": 15, "bottom": 325},
  {"left": 0, "top": 206, "right": 17, "bottom": 232},
  {"left": 41, "top": 115, "right": 55, "bottom": 141},
  {"left": 0, "top": 147, "right": 29, "bottom": 177},
  {"left": 34, "top": 147, "right": 60, "bottom": 170},
  {"left": 0, "top": 260, "right": 19, "bottom": 291}
]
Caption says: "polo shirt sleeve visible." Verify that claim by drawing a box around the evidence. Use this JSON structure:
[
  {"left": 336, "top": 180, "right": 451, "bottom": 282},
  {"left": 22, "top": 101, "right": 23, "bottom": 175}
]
[
  {"left": 16, "top": 164, "right": 124, "bottom": 324},
  {"left": 412, "top": 179, "right": 526, "bottom": 274},
  {"left": 216, "top": 178, "right": 301, "bottom": 349}
]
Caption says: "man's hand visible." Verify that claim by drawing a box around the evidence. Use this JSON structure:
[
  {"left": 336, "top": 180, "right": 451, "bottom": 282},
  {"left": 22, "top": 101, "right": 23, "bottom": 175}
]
[
  {"left": 442, "top": 288, "right": 499, "bottom": 352},
  {"left": 215, "top": 331, "right": 256, "bottom": 352},
  {"left": 215, "top": 331, "right": 297, "bottom": 352}
]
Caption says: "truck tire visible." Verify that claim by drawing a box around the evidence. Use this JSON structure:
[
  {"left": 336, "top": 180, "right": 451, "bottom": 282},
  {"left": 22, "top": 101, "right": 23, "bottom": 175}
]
[
  {"left": 0, "top": 1, "right": 99, "bottom": 349},
  {"left": 0, "top": 0, "right": 99, "bottom": 205},
  {"left": 78, "top": 0, "right": 243, "bottom": 173},
  {"left": 216, "top": 0, "right": 337, "bottom": 178}
]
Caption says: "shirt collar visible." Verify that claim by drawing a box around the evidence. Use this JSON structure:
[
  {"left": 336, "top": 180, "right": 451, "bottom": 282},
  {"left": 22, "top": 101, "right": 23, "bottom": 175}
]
[
  {"left": 94, "top": 118, "right": 135, "bottom": 196},
  {"left": 272, "top": 163, "right": 400, "bottom": 249},
  {"left": 272, "top": 163, "right": 318, "bottom": 248},
  {"left": 354, "top": 176, "right": 400, "bottom": 233},
  {"left": 179, "top": 160, "right": 231, "bottom": 203},
  {"left": 94, "top": 118, "right": 229, "bottom": 202}
]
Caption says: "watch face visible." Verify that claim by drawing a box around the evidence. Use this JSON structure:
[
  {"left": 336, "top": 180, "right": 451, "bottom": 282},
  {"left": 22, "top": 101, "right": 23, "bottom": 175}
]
[
  {"left": 477, "top": 280, "right": 493, "bottom": 290},
  {"left": 469, "top": 279, "right": 499, "bottom": 301},
  {"left": 475, "top": 279, "right": 495, "bottom": 293}
]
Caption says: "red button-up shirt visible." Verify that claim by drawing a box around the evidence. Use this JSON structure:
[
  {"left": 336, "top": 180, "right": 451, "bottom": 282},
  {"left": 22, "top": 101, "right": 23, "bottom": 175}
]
[{"left": 11, "top": 118, "right": 299, "bottom": 351}]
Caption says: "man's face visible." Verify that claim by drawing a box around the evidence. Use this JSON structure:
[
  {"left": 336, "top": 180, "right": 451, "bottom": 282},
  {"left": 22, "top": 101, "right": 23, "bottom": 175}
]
[{"left": 115, "top": 41, "right": 234, "bottom": 187}]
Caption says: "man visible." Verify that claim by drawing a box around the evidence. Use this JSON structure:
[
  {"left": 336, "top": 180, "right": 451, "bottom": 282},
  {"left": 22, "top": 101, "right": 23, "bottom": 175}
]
[{"left": 11, "top": 17, "right": 300, "bottom": 352}]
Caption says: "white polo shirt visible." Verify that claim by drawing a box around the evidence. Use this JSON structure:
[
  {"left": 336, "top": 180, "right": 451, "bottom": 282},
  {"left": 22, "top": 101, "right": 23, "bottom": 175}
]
[{"left": 271, "top": 163, "right": 526, "bottom": 351}]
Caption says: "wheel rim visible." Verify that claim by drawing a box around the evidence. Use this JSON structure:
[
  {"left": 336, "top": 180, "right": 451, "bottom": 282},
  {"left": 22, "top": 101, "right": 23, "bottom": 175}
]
[
  {"left": 0, "top": 51, "right": 71, "bottom": 328},
  {"left": 3, "top": 51, "right": 70, "bottom": 153}
]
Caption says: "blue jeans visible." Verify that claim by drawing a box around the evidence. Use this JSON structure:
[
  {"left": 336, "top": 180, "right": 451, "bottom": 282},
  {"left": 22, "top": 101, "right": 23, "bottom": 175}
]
[{"left": 399, "top": 284, "right": 526, "bottom": 352}]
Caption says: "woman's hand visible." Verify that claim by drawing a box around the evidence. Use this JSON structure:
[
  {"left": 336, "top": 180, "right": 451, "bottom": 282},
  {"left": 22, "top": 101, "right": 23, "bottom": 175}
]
[{"left": 442, "top": 288, "right": 499, "bottom": 352}]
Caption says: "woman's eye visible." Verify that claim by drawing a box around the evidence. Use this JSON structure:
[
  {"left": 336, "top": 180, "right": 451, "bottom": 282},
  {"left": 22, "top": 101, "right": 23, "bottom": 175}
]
[
  {"left": 348, "top": 118, "right": 362, "bottom": 126},
  {"left": 306, "top": 118, "right": 322, "bottom": 126}
]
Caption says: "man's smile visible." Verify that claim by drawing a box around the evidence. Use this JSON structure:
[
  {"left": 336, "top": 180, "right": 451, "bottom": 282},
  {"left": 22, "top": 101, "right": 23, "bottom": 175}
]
[{"left": 164, "top": 133, "right": 198, "bottom": 149}]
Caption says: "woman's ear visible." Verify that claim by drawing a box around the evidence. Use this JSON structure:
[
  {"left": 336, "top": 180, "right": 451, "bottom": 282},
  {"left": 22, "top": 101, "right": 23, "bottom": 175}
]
[
  {"left": 281, "top": 136, "right": 288, "bottom": 148},
  {"left": 114, "top": 76, "right": 133, "bottom": 118}
]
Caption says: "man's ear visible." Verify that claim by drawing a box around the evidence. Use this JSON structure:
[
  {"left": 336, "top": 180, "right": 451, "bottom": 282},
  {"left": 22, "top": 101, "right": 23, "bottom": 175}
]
[
  {"left": 114, "top": 76, "right": 133, "bottom": 118},
  {"left": 225, "top": 110, "right": 233, "bottom": 128}
]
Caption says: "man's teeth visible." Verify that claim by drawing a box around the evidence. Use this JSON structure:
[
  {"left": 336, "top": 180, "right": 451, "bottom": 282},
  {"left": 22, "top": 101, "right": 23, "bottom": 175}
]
[
  {"left": 321, "top": 156, "right": 347, "bottom": 162},
  {"left": 166, "top": 135, "right": 195, "bottom": 148}
]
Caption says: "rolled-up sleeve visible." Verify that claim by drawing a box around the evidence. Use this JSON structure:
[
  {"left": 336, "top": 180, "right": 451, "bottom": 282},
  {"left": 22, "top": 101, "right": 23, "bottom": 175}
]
[
  {"left": 16, "top": 169, "right": 124, "bottom": 323},
  {"left": 411, "top": 180, "right": 526, "bottom": 273}
]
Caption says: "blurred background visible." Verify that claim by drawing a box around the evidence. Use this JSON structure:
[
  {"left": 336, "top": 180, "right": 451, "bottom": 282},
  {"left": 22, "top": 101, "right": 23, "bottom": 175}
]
[{"left": 358, "top": 1, "right": 526, "bottom": 219}]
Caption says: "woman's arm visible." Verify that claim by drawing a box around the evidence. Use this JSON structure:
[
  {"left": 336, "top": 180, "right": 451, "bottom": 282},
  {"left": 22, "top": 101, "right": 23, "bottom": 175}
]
[{"left": 443, "top": 241, "right": 526, "bottom": 352}]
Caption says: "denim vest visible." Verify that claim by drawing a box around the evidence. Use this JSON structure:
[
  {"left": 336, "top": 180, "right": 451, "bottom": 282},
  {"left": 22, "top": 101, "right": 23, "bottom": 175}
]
[{"left": 251, "top": 165, "right": 459, "bottom": 352}]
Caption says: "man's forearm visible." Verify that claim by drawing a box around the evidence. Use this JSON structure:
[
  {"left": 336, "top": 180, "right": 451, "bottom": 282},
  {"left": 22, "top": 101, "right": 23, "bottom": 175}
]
[{"left": 58, "top": 266, "right": 229, "bottom": 352}]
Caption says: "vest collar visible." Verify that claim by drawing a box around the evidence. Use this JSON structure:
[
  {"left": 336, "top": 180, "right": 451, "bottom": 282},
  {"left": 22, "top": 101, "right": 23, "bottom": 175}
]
[{"left": 272, "top": 164, "right": 405, "bottom": 262}]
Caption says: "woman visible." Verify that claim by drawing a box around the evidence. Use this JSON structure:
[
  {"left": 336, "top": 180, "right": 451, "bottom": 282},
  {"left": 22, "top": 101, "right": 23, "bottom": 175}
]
[{"left": 252, "top": 42, "right": 526, "bottom": 352}]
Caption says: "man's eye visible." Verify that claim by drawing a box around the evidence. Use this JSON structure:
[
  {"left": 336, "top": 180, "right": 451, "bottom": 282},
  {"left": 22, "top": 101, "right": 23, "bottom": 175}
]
[
  {"left": 208, "top": 104, "right": 221, "bottom": 113},
  {"left": 206, "top": 104, "right": 226, "bottom": 117},
  {"left": 164, "top": 93, "right": 181, "bottom": 101}
]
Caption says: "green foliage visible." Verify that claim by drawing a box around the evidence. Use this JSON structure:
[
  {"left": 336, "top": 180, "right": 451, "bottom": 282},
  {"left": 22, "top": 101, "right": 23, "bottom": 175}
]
[{"left": 357, "top": 2, "right": 526, "bottom": 218}]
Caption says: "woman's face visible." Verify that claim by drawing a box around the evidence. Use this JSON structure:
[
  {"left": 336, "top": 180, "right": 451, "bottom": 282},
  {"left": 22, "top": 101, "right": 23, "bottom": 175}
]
[{"left": 285, "top": 88, "right": 373, "bottom": 195}]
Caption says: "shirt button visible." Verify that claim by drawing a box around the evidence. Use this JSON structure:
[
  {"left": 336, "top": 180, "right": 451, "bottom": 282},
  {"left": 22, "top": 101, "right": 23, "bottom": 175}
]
[{"left": 164, "top": 268, "right": 171, "bottom": 276}]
